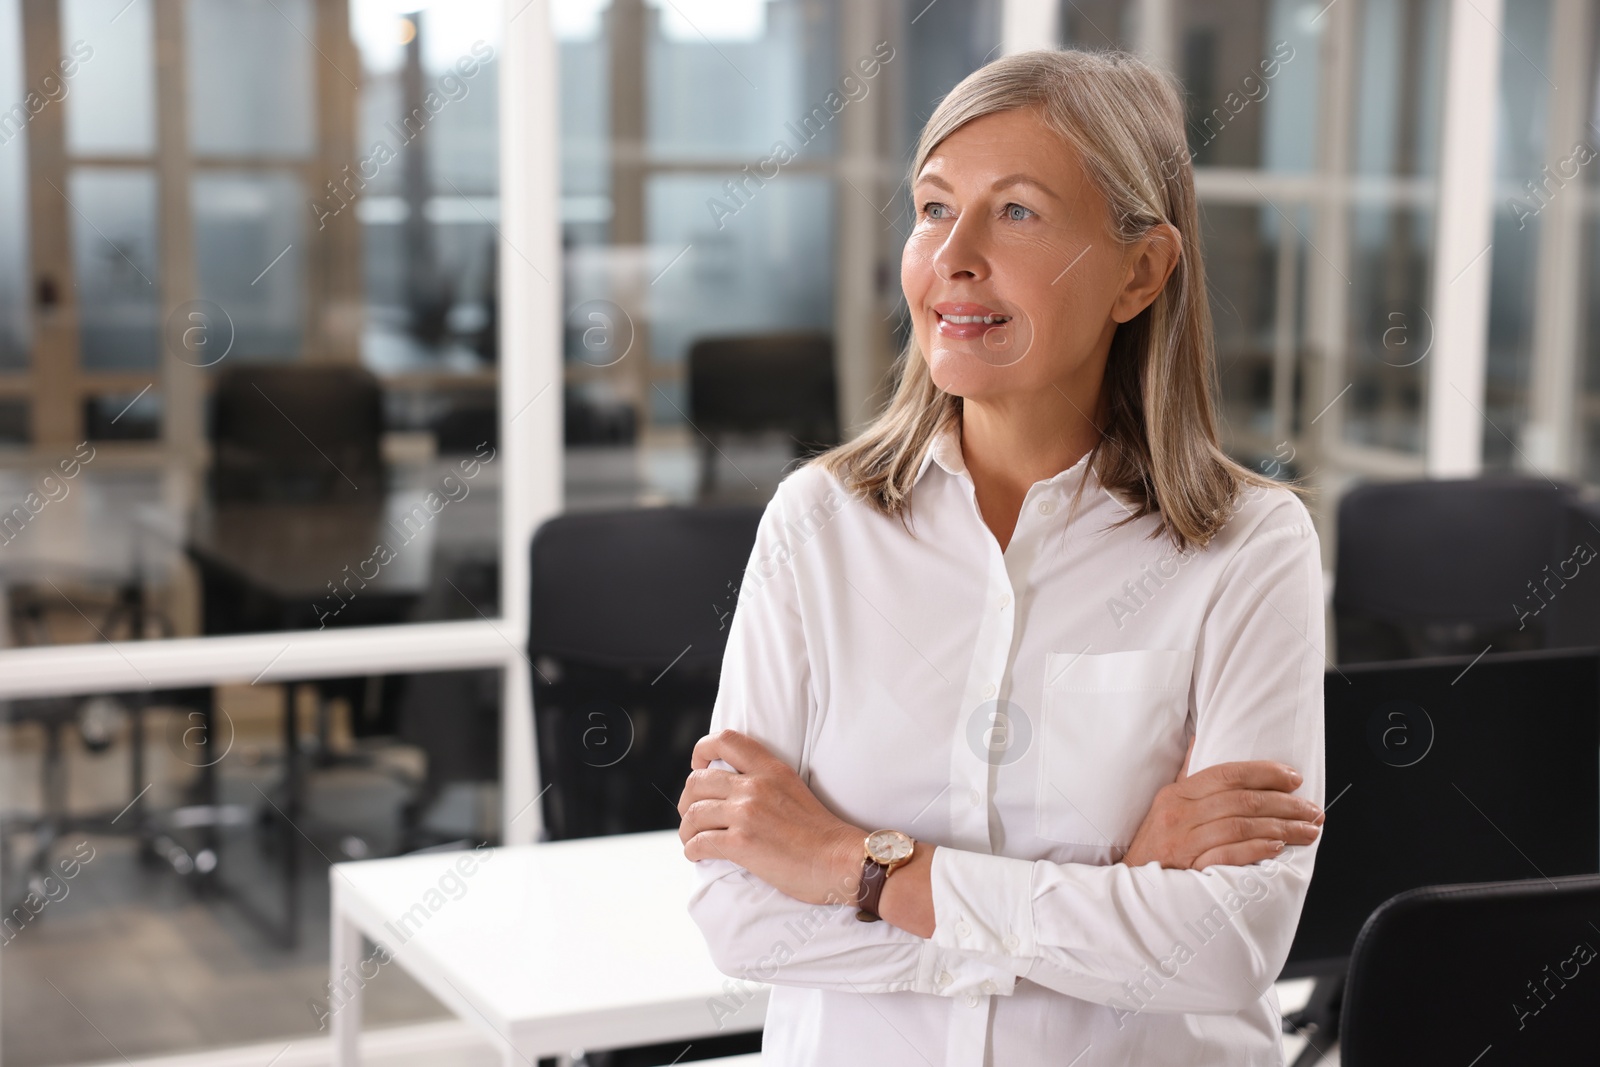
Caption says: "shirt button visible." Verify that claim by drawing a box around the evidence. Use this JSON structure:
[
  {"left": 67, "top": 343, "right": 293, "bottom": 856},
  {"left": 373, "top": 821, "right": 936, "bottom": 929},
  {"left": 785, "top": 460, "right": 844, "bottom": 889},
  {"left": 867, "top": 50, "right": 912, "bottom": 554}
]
[
  {"left": 981, "top": 980, "right": 997, "bottom": 995},
  {"left": 1003, "top": 935, "right": 1020, "bottom": 951},
  {"left": 997, "top": 592, "right": 1011, "bottom": 609},
  {"left": 982, "top": 682, "right": 997, "bottom": 698},
  {"left": 1038, "top": 500, "right": 1054, "bottom": 515},
  {"left": 968, "top": 788, "right": 982, "bottom": 807},
  {"left": 956, "top": 921, "right": 972, "bottom": 938},
  {"left": 937, "top": 970, "right": 953, "bottom": 988},
  {"left": 963, "top": 992, "right": 980, "bottom": 1008}
]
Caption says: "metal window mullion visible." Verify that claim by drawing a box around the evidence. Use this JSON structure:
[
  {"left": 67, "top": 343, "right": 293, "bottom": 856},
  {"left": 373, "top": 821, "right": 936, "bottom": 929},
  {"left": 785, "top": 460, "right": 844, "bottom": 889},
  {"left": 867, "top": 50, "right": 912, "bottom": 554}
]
[
  {"left": 1425, "top": 0, "right": 1504, "bottom": 476},
  {"left": 836, "top": 0, "right": 889, "bottom": 434},
  {"left": 1304, "top": 0, "right": 1359, "bottom": 476},
  {"left": 1272, "top": 200, "right": 1301, "bottom": 448},
  {"left": 1523, "top": 0, "right": 1593, "bottom": 477},
  {"left": 21, "top": 0, "right": 78, "bottom": 447},
  {"left": 1000, "top": 0, "right": 1059, "bottom": 54},
  {"left": 1131, "top": 0, "right": 1177, "bottom": 71},
  {"left": 498, "top": 0, "right": 563, "bottom": 845},
  {"left": 153, "top": 0, "right": 200, "bottom": 476}
]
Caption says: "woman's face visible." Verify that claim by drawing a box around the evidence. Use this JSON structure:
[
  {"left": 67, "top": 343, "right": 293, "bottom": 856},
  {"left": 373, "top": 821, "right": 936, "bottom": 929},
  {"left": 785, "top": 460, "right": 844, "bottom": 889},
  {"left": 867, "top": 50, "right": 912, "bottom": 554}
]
[{"left": 902, "top": 107, "right": 1164, "bottom": 406}]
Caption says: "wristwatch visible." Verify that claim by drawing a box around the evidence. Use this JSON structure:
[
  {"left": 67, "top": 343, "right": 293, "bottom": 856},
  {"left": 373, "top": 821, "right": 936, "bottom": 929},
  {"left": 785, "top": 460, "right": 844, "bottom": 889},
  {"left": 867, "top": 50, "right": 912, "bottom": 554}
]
[{"left": 855, "top": 828, "right": 916, "bottom": 922}]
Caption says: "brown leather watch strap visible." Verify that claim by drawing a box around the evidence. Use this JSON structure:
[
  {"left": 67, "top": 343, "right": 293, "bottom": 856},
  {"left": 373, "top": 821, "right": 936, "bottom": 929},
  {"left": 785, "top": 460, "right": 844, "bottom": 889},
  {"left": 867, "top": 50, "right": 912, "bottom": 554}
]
[{"left": 855, "top": 857, "right": 887, "bottom": 922}]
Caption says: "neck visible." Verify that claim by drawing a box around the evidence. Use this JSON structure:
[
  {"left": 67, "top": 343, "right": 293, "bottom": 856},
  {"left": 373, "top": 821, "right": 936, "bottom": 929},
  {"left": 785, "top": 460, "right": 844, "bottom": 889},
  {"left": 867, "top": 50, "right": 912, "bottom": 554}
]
[
  {"left": 960, "top": 390, "right": 1102, "bottom": 496},
  {"left": 958, "top": 386, "right": 1103, "bottom": 551}
]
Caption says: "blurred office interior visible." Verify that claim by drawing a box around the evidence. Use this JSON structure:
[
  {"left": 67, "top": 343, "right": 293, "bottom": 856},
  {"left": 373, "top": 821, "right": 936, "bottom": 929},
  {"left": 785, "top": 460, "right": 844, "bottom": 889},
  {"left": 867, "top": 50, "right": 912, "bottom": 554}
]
[{"left": 0, "top": 0, "right": 1597, "bottom": 1064}]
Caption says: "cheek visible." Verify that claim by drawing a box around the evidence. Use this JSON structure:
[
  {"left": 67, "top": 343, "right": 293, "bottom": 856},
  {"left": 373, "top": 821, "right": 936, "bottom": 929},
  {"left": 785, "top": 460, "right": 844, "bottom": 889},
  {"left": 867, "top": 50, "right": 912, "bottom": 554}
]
[
  {"left": 901, "top": 237, "right": 937, "bottom": 335},
  {"left": 900, "top": 235, "right": 935, "bottom": 298},
  {"left": 1025, "top": 245, "right": 1117, "bottom": 331}
]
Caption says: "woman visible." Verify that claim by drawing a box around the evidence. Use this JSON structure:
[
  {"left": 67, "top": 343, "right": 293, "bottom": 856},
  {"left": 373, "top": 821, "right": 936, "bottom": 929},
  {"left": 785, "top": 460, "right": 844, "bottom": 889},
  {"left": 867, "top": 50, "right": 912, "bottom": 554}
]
[{"left": 678, "top": 48, "right": 1325, "bottom": 1066}]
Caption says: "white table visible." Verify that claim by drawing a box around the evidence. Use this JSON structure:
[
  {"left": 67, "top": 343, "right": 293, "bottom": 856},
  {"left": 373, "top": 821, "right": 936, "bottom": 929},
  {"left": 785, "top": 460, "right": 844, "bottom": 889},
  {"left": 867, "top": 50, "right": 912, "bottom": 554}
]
[
  {"left": 330, "top": 831, "right": 1327, "bottom": 1066},
  {"left": 329, "top": 830, "right": 769, "bottom": 1065}
]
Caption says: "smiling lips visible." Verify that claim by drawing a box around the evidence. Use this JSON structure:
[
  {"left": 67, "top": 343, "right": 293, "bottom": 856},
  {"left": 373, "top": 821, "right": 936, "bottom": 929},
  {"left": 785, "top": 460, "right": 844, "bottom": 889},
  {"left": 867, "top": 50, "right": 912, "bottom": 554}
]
[{"left": 933, "top": 302, "right": 1011, "bottom": 340}]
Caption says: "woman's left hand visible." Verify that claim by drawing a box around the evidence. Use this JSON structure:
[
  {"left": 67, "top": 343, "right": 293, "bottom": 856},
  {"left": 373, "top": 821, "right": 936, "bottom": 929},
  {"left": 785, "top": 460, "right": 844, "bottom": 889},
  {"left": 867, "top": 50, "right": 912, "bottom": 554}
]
[{"left": 679, "top": 728, "right": 865, "bottom": 907}]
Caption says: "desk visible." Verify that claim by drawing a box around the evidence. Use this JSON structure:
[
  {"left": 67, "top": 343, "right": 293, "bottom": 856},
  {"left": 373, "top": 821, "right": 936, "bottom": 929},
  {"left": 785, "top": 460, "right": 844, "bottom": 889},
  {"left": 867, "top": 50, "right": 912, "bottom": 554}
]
[
  {"left": 331, "top": 832, "right": 1330, "bottom": 1066},
  {"left": 180, "top": 477, "right": 499, "bottom": 946},
  {"left": 330, "top": 830, "right": 768, "bottom": 1066},
  {"left": 187, "top": 499, "right": 435, "bottom": 633}
]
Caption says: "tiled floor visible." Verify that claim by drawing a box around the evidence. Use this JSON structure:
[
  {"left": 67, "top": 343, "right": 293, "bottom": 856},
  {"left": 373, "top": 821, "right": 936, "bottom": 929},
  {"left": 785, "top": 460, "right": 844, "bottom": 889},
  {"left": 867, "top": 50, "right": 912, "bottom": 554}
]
[{"left": 1, "top": 695, "right": 486, "bottom": 1067}]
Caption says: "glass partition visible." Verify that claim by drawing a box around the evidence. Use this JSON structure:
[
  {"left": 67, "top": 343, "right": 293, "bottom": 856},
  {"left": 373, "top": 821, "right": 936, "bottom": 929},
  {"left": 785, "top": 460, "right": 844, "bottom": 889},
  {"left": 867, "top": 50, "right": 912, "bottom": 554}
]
[{"left": 0, "top": 0, "right": 504, "bottom": 650}]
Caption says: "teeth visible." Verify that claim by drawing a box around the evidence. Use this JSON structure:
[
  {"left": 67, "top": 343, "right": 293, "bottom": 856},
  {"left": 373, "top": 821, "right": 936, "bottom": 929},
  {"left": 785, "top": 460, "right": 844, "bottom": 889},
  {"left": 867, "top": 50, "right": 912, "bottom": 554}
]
[{"left": 941, "top": 313, "right": 1009, "bottom": 324}]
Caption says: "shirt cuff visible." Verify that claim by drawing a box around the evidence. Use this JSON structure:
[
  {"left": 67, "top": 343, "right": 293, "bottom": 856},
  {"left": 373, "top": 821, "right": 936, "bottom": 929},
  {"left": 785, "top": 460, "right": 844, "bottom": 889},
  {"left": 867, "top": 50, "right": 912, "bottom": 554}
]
[
  {"left": 929, "top": 846, "right": 1038, "bottom": 963},
  {"left": 914, "top": 937, "right": 1019, "bottom": 997}
]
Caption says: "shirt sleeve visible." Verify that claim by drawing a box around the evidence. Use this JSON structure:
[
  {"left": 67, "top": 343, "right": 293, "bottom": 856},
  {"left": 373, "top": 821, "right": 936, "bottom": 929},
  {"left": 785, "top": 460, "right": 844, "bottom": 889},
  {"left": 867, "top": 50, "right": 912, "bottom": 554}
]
[
  {"left": 924, "top": 516, "right": 1326, "bottom": 1016},
  {"left": 686, "top": 473, "right": 1022, "bottom": 998}
]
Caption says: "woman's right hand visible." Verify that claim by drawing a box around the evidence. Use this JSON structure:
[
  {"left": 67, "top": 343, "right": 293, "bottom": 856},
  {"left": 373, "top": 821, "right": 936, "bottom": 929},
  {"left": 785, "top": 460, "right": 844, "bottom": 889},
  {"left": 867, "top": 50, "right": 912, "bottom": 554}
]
[{"left": 1122, "top": 738, "right": 1323, "bottom": 870}]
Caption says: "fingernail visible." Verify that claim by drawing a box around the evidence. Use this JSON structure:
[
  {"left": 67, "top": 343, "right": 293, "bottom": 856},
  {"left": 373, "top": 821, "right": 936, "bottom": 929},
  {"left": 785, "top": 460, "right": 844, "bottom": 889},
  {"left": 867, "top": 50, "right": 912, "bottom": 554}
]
[
  {"left": 1271, "top": 840, "right": 1285, "bottom": 852},
  {"left": 1300, "top": 822, "right": 1320, "bottom": 835},
  {"left": 1288, "top": 769, "right": 1303, "bottom": 785}
]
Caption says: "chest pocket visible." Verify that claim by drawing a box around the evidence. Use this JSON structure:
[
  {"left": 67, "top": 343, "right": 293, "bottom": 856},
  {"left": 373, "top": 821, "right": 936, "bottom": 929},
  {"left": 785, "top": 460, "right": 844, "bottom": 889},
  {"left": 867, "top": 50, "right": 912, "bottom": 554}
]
[{"left": 1034, "top": 648, "right": 1194, "bottom": 849}]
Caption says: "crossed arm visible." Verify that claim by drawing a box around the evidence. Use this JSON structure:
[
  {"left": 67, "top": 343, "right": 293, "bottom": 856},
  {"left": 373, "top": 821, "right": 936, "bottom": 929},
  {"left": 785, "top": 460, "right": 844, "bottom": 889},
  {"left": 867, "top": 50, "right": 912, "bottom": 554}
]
[{"left": 678, "top": 728, "right": 1324, "bottom": 940}]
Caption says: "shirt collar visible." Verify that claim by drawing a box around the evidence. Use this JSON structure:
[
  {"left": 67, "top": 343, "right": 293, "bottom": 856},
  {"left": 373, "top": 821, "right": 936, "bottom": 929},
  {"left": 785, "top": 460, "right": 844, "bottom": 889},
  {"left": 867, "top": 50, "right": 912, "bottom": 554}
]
[
  {"left": 913, "top": 417, "right": 1097, "bottom": 492},
  {"left": 914, "top": 417, "right": 967, "bottom": 484}
]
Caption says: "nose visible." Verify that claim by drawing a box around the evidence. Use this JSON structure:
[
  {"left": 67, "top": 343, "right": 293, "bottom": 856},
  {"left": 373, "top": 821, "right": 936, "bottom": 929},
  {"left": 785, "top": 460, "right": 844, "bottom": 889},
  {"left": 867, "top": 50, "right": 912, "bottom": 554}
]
[{"left": 932, "top": 213, "right": 990, "bottom": 282}]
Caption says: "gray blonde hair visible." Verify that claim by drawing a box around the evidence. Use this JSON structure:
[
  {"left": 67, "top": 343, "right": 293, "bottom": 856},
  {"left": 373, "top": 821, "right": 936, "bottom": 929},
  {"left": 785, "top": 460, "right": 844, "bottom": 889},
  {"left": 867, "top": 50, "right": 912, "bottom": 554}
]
[{"left": 810, "top": 48, "right": 1300, "bottom": 552}]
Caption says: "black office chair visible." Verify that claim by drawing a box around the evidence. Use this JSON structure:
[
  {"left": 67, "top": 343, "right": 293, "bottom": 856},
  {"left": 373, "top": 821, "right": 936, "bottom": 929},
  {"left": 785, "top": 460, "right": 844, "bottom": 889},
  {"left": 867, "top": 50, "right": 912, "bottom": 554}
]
[
  {"left": 199, "top": 364, "right": 404, "bottom": 944},
  {"left": 527, "top": 504, "right": 762, "bottom": 841},
  {"left": 528, "top": 505, "right": 766, "bottom": 1067},
  {"left": 1340, "top": 875, "right": 1600, "bottom": 1064},
  {"left": 208, "top": 363, "right": 385, "bottom": 502},
  {"left": 687, "top": 333, "right": 838, "bottom": 497},
  {"left": 0, "top": 569, "right": 216, "bottom": 920},
  {"left": 386, "top": 668, "right": 498, "bottom": 850},
  {"left": 1333, "top": 477, "right": 1600, "bottom": 663},
  {"left": 431, "top": 387, "right": 499, "bottom": 454}
]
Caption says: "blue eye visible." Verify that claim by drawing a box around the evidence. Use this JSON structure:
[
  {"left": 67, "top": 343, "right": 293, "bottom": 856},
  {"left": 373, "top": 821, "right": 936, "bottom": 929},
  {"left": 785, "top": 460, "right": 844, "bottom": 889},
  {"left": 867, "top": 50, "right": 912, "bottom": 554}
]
[
  {"left": 921, "top": 201, "right": 949, "bottom": 219},
  {"left": 1004, "top": 203, "right": 1034, "bottom": 222}
]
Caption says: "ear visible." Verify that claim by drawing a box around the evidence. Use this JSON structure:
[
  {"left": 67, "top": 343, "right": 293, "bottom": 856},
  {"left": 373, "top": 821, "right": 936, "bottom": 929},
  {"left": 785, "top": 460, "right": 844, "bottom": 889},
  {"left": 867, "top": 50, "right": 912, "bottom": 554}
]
[{"left": 1110, "top": 222, "right": 1182, "bottom": 324}]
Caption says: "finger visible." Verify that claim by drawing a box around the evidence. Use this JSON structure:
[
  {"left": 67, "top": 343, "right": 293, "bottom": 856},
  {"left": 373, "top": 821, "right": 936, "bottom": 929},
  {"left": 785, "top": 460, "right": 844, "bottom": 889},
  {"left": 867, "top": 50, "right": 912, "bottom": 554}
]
[
  {"left": 1190, "top": 788, "right": 1323, "bottom": 826},
  {"left": 683, "top": 827, "right": 740, "bottom": 865},
  {"left": 1177, "top": 759, "right": 1303, "bottom": 799},
  {"left": 679, "top": 797, "right": 734, "bottom": 843},
  {"left": 1187, "top": 816, "right": 1321, "bottom": 857},
  {"left": 1191, "top": 839, "right": 1286, "bottom": 870},
  {"left": 676, "top": 768, "right": 740, "bottom": 815},
  {"left": 691, "top": 728, "right": 782, "bottom": 774}
]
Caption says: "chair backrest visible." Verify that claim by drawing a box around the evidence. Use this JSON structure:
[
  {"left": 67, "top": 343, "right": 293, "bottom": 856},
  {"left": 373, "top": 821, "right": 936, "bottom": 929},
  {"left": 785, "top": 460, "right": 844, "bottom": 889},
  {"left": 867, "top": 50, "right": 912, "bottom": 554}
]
[
  {"left": 687, "top": 332, "right": 838, "bottom": 446},
  {"left": 1340, "top": 875, "right": 1600, "bottom": 1065},
  {"left": 209, "top": 364, "right": 385, "bottom": 502},
  {"left": 527, "top": 505, "right": 763, "bottom": 840},
  {"left": 1333, "top": 477, "right": 1600, "bottom": 662}
]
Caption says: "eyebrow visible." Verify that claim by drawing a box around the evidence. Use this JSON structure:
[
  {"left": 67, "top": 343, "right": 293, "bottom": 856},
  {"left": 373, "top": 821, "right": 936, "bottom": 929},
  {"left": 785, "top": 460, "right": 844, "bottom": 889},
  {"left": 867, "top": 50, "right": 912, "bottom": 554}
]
[{"left": 915, "top": 171, "right": 1063, "bottom": 203}]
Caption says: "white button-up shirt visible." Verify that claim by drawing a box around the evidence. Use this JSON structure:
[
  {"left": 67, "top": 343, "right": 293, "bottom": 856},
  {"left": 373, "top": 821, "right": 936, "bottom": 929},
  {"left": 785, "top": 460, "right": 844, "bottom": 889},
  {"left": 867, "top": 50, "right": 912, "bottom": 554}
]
[{"left": 689, "top": 420, "right": 1326, "bottom": 1066}]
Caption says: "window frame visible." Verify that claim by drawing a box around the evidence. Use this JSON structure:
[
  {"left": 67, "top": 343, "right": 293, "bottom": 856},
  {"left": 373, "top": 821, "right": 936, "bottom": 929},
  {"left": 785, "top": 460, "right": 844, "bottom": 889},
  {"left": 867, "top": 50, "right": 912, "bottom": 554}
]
[{"left": 0, "top": 0, "right": 561, "bottom": 847}]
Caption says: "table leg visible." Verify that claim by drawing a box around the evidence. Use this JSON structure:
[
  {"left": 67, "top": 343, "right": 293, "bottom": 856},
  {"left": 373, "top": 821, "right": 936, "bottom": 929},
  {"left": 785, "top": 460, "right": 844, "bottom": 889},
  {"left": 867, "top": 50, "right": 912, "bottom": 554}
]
[
  {"left": 283, "top": 684, "right": 302, "bottom": 948},
  {"left": 330, "top": 888, "right": 362, "bottom": 1066}
]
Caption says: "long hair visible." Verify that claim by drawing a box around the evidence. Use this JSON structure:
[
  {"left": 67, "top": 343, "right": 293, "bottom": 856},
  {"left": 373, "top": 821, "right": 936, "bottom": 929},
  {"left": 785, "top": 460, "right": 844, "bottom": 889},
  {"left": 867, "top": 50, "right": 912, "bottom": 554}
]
[{"left": 810, "top": 48, "right": 1301, "bottom": 552}]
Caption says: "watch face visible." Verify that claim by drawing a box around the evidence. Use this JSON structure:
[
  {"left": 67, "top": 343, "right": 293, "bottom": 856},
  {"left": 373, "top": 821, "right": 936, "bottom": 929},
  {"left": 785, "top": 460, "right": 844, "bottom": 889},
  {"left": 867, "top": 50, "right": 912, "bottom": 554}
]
[{"left": 866, "top": 829, "right": 914, "bottom": 864}]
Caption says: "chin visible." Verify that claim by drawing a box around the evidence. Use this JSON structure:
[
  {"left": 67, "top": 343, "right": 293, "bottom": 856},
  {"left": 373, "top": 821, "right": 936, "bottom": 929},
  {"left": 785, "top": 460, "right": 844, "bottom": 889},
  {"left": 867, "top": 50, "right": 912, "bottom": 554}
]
[{"left": 925, "top": 348, "right": 1013, "bottom": 399}]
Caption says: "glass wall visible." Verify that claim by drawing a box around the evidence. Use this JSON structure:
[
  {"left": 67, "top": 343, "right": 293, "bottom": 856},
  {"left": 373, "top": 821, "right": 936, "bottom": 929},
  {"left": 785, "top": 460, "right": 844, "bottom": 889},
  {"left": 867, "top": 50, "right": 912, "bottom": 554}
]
[
  {"left": 3, "top": 667, "right": 503, "bottom": 1064},
  {"left": 0, "top": 0, "right": 504, "bottom": 653},
  {"left": 1, "top": 3, "right": 510, "bottom": 1061},
  {"left": 556, "top": 0, "right": 1002, "bottom": 510}
]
